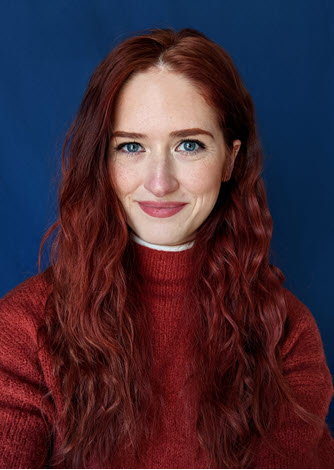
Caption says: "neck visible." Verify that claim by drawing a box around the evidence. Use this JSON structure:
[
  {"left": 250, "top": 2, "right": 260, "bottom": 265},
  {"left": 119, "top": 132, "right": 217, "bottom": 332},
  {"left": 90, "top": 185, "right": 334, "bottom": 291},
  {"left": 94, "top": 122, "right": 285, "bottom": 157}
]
[{"left": 130, "top": 232, "right": 195, "bottom": 252}]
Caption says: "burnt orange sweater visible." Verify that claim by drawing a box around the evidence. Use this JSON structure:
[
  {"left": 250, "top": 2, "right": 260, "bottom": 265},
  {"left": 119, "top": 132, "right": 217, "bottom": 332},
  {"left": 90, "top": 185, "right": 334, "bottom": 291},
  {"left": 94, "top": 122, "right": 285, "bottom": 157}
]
[{"left": 0, "top": 240, "right": 334, "bottom": 468}]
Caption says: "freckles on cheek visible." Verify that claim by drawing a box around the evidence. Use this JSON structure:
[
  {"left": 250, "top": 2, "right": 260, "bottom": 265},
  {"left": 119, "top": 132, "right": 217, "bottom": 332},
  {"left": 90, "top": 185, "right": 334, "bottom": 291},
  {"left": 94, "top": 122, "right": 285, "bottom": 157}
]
[
  {"left": 186, "top": 168, "right": 220, "bottom": 194},
  {"left": 109, "top": 162, "right": 127, "bottom": 193},
  {"left": 109, "top": 162, "right": 138, "bottom": 211}
]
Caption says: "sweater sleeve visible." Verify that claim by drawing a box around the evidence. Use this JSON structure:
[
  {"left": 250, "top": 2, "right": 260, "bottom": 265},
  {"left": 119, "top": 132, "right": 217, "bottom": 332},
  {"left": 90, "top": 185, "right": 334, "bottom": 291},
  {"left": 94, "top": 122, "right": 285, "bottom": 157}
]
[
  {"left": 0, "top": 275, "right": 53, "bottom": 468},
  {"left": 254, "top": 287, "right": 334, "bottom": 469}
]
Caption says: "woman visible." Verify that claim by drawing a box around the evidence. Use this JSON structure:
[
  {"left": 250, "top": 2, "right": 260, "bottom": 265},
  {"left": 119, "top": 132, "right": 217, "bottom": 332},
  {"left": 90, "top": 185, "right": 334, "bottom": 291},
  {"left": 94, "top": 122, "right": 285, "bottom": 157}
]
[{"left": 0, "top": 27, "right": 333, "bottom": 469}]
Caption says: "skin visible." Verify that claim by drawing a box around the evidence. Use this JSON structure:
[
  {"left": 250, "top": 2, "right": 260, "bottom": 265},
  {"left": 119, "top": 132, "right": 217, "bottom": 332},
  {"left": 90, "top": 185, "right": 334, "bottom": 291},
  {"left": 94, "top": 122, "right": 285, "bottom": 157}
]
[{"left": 108, "top": 67, "right": 241, "bottom": 246}]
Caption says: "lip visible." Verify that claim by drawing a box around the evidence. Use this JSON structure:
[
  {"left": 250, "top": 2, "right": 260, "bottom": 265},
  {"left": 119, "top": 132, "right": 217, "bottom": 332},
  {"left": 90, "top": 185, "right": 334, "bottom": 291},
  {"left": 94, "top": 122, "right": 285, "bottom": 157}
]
[
  {"left": 138, "top": 201, "right": 187, "bottom": 207},
  {"left": 138, "top": 201, "right": 187, "bottom": 218}
]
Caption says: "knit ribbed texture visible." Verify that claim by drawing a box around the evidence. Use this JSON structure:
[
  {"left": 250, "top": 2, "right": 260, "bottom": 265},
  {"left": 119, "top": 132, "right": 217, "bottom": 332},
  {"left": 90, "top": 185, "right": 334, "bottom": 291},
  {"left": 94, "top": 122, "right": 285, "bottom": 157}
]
[
  {"left": 0, "top": 242, "right": 334, "bottom": 468},
  {"left": 110, "top": 241, "right": 207, "bottom": 468}
]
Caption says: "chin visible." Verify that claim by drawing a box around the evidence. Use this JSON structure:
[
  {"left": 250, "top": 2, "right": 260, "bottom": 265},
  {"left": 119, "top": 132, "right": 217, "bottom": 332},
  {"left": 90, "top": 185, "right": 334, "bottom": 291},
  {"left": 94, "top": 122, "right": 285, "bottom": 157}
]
[
  {"left": 129, "top": 219, "right": 196, "bottom": 245},
  {"left": 130, "top": 228, "right": 180, "bottom": 246},
  {"left": 146, "top": 235, "right": 182, "bottom": 246},
  {"left": 143, "top": 232, "right": 193, "bottom": 247}
]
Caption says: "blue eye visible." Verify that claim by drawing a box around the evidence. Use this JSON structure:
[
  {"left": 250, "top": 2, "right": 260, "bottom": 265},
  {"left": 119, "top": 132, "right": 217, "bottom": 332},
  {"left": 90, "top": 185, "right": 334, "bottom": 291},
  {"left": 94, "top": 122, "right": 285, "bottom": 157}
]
[
  {"left": 116, "top": 142, "right": 142, "bottom": 154},
  {"left": 178, "top": 140, "right": 205, "bottom": 154}
]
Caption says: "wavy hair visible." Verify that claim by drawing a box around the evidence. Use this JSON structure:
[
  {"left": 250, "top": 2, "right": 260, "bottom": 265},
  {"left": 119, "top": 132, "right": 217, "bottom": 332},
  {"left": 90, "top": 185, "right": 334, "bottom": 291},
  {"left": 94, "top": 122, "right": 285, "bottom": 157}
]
[{"left": 37, "top": 27, "right": 325, "bottom": 468}]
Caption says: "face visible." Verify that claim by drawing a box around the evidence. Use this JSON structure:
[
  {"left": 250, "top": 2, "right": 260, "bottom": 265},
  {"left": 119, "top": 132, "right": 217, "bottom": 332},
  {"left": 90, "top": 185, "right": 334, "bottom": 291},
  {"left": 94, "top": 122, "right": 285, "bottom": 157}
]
[{"left": 108, "top": 67, "right": 241, "bottom": 246}]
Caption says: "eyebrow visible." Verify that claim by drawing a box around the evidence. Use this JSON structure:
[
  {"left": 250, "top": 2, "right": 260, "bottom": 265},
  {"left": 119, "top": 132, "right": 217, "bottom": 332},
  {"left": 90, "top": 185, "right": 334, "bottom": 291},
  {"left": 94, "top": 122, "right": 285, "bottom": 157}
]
[{"left": 110, "top": 128, "right": 214, "bottom": 140}]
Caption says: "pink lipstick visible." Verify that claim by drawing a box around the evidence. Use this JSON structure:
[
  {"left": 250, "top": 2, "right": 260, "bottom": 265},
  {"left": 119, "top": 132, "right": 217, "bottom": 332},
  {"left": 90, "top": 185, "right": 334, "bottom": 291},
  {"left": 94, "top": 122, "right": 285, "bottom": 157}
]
[{"left": 137, "top": 201, "right": 187, "bottom": 218}]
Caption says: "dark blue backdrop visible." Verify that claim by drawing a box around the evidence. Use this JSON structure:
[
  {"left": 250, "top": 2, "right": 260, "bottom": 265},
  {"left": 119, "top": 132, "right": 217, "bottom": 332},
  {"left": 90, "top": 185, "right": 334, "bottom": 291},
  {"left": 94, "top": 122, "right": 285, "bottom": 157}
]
[{"left": 1, "top": 0, "right": 333, "bottom": 429}]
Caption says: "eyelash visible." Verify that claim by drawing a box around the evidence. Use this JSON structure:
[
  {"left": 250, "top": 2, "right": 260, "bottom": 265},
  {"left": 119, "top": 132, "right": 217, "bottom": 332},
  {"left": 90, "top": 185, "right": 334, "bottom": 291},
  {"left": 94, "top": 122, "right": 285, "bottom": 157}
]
[{"left": 113, "top": 139, "right": 207, "bottom": 157}]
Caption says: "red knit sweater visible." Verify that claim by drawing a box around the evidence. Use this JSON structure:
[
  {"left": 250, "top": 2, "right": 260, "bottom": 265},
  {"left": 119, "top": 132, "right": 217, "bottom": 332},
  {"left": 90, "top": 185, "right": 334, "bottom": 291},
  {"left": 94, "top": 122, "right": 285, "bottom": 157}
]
[{"left": 0, "top": 240, "right": 334, "bottom": 468}]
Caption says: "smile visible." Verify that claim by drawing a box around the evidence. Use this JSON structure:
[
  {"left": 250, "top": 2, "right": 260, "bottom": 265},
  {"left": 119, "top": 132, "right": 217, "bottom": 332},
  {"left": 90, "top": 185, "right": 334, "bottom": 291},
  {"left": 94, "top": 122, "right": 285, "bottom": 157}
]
[{"left": 138, "top": 202, "right": 187, "bottom": 218}]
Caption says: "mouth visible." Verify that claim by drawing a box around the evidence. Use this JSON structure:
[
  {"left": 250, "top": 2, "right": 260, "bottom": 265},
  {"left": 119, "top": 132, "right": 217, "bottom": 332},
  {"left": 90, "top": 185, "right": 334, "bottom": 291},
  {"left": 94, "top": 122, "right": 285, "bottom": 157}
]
[
  {"left": 138, "top": 201, "right": 187, "bottom": 208},
  {"left": 137, "top": 201, "right": 187, "bottom": 218}
]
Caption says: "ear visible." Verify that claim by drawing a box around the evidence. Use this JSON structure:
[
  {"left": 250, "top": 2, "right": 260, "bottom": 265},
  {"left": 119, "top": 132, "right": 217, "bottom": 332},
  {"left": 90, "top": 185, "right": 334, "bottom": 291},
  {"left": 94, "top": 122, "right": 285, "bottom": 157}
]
[{"left": 222, "top": 139, "right": 241, "bottom": 182}]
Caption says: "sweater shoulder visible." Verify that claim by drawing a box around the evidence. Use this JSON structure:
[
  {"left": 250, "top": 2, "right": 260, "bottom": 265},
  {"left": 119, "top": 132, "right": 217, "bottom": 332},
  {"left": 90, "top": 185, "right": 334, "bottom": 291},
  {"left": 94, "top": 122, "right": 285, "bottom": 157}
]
[
  {"left": 281, "top": 285, "right": 331, "bottom": 371},
  {"left": 0, "top": 269, "right": 52, "bottom": 333},
  {"left": 253, "top": 285, "right": 334, "bottom": 468},
  {"left": 282, "top": 285, "right": 313, "bottom": 320},
  {"left": 281, "top": 285, "right": 319, "bottom": 331}
]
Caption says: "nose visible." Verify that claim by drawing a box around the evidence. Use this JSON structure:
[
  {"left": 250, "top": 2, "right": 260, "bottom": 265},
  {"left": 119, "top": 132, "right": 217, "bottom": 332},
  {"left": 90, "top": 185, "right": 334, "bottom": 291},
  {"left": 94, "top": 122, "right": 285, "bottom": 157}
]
[{"left": 143, "top": 156, "right": 179, "bottom": 197}]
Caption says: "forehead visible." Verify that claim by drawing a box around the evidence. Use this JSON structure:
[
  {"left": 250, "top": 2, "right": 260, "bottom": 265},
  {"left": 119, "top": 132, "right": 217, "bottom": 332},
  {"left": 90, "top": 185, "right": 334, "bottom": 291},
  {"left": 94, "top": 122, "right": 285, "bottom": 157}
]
[{"left": 111, "top": 68, "right": 219, "bottom": 136}]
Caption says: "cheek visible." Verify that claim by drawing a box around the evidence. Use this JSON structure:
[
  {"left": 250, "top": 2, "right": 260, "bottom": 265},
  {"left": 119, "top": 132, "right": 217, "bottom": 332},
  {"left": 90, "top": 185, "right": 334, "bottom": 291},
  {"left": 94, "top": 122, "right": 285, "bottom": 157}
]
[
  {"left": 183, "top": 164, "right": 222, "bottom": 197},
  {"left": 108, "top": 161, "right": 138, "bottom": 197}
]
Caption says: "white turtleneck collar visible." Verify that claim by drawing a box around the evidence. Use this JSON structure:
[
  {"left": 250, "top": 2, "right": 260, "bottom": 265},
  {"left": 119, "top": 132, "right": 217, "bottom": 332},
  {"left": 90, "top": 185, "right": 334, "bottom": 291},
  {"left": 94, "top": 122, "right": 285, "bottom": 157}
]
[{"left": 130, "top": 232, "right": 195, "bottom": 252}]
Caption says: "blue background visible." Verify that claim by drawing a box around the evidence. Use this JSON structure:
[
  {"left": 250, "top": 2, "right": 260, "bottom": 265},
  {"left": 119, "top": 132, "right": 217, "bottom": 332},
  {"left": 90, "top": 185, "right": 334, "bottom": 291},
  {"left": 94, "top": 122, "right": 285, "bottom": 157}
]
[{"left": 1, "top": 0, "right": 333, "bottom": 429}]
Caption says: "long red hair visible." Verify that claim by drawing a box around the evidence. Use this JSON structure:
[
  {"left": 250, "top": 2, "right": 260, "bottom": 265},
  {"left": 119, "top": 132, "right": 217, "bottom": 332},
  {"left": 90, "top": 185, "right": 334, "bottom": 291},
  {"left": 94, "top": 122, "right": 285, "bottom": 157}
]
[{"left": 37, "top": 27, "right": 324, "bottom": 468}]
